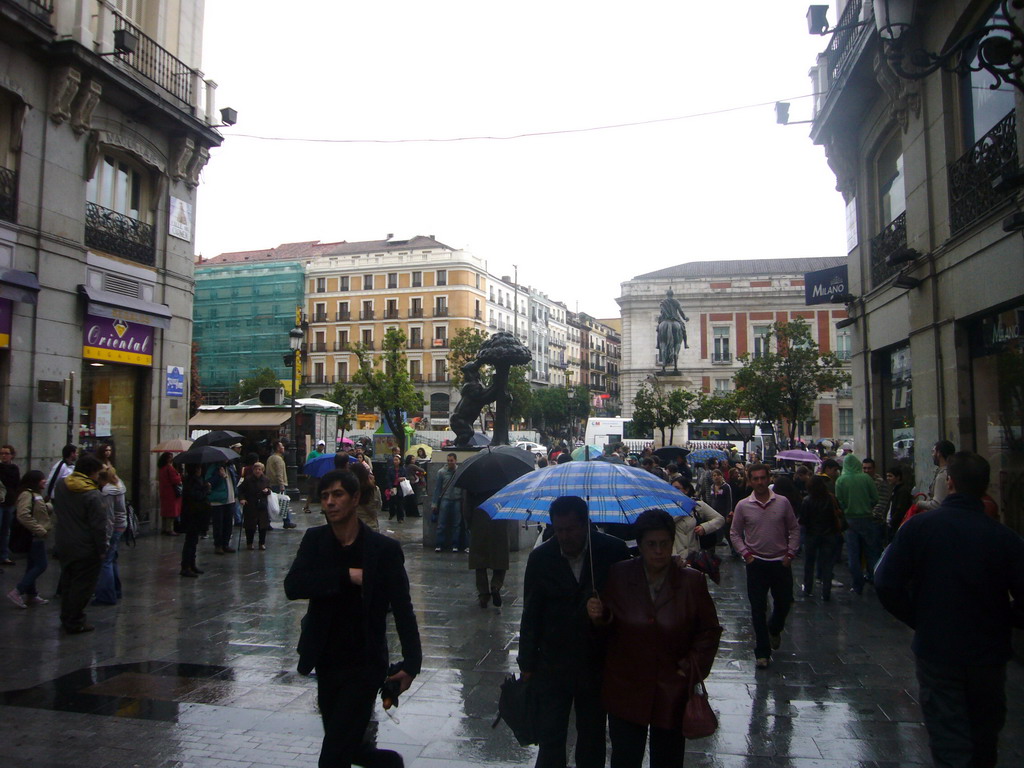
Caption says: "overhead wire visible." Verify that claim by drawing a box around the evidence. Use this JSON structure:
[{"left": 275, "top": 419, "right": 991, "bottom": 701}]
[{"left": 218, "top": 93, "right": 818, "bottom": 145}]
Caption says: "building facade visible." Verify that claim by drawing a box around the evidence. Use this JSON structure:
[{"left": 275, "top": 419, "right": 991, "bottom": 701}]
[
  {"left": 1, "top": 0, "right": 222, "bottom": 516},
  {"left": 807, "top": 0, "right": 1024, "bottom": 533},
  {"left": 193, "top": 260, "right": 305, "bottom": 403},
  {"left": 617, "top": 258, "right": 851, "bottom": 442}
]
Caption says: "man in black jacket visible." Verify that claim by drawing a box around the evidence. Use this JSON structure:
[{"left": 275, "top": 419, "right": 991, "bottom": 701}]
[
  {"left": 285, "top": 469, "right": 422, "bottom": 768},
  {"left": 518, "top": 496, "right": 630, "bottom": 768},
  {"left": 875, "top": 452, "right": 1024, "bottom": 768}
]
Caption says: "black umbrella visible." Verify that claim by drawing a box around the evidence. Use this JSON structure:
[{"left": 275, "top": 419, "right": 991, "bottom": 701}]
[
  {"left": 175, "top": 445, "right": 240, "bottom": 464},
  {"left": 192, "top": 430, "right": 244, "bottom": 448},
  {"left": 466, "top": 432, "right": 492, "bottom": 447},
  {"left": 452, "top": 445, "right": 535, "bottom": 494},
  {"left": 595, "top": 454, "right": 625, "bottom": 464},
  {"left": 654, "top": 446, "right": 691, "bottom": 464}
]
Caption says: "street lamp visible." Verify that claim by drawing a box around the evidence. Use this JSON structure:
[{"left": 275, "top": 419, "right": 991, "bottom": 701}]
[{"left": 287, "top": 326, "right": 304, "bottom": 495}]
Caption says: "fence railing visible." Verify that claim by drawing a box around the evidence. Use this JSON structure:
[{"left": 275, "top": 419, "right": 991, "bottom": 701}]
[
  {"left": 85, "top": 202, "right": 155, "bottom": 266},
  {"left": 112, "top": 14, "right": 193, "bottom": 104},
  {"left": 949, "top": 109, "right": 1017, "bottom": 235},
  {"left": 869, "top": 211, "right": 906, "bottom": 287}
]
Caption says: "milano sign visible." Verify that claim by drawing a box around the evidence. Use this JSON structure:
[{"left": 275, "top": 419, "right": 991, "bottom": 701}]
[{"left": 804, "top": 264, "right": 849, "bottom": 306}]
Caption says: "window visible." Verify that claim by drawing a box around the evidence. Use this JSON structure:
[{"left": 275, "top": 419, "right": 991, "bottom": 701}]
[
  {"left": 714, "top": 378, "right": 732, "bottom": 392},
  {"left": 752, "top": 325, "right": 770, "bottom": 358},
  {"left": 338, "top": 329, "right": 349, "bottom": 345},
  {"left": 361, "top": 329, "right": 373, "bottom": 346},
  {"left": 436, "top": 269, "right": 447, "bottom": 286},
  {"left": 339, "top": 275, "right": 349, "bottom": 291},
  {"left": 713, "top": 327, "right": 731, "bottom": 363},
  {"left": 387, "top": 272, "right": 398, "bottom": 289},
  {"left": 409, "top": 327, "right": 423, "bottom": 347},
  {"left": 412, "top": 271, "right": 422, "bottom": 288},
  {"left": 385, "top": 299, "right": 399, "bottom": 319},
  {"left": 474, "top": 299, "right": 481, "bottom": 319},
  {"left": 337, "top": 301, "right": 350, "bottom": 320},
  {"left": 836, "top": 331, "right": 852, "bottom": 360},
  {"left": 838, "top": 408, "right": 854, "bottom": 437},
  {"left": 315, "top": 277, "right": 326, "bottom": 293},
  {"left": 877, "top": 134, "right": 905, "bottom": 228},
  {"left": 960, "top": 6, "right": 1016, "bottom": 147},
  {"left": 314, "top": 362, "right": 325, "bottom": 382},
  {"left": 336, "top": 361, "right": 348, "bottom": 380},
  {"left": 434, "top": 359, "right": 447, "bottom": 380},
  {"left": 475, "top": 273, "right": 481, "bottom": 289},
  {"left": 361, "top": 300, "right": 374, "bottom": 320},
  {"left": 490, "top": 287, "right": 495, "bottom": 301},
  {"left": 86, "top": 153, "right": 145, "bottom": 220},
  {"left": 409, "top": 359, "right": 421, "bottom": 379},
  {"left": 363, "top": 274, "right": 373, "bottom": 290},
  {"left": 434, "top": 326, "right": 448, "bottom": 342},
  {"left": 434, "top": 297, "right": 448, "bottom": 317},
  {"left": 410, "top": 297, "right": 423, "bottom": 317},
  {"left": 314, "top": 302, "right": 327, "bottom": 322}
]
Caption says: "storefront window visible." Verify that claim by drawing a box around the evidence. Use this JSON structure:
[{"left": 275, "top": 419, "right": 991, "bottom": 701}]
[
  {"left": 880, "top": 344, "right": 914, "bottom": 467},
  {"left": 80, "top": 365, "right": 144, "bottom": 510},
  {"left": 970, "top": 304, "right": 1024, "bottom": 535}
]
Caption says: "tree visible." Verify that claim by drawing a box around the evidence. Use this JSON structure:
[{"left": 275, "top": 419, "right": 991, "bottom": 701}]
[
  {"left": 325, "top": 381, "right": 358, "bottom": 440},
  {"left": 235, "top": 366, "right": 282, "bottom": 402},
  {"left": 189, "top": 341, "right": 204, "bottom": 416},
  {"left": 666, "top": 388, "right": 698, "bottom": 444},
  {"left": 630, "top": 381, "right": 679, "bottom": 446},
  {"left": 733, "top": 318, "right": 850, "bottom": 443},
  {"left": 692, "top": 389, "right": 757, "bottom": 449},
  {"left": 447, "top": 327, "right": 491, "bottom": 388},
  {"left": 352, "top": 328, "right": 423, "bottom": 454}
]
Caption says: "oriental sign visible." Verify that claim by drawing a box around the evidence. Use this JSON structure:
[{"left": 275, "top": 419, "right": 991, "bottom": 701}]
[{"left": 83, "top": 313, "right": 153, "bottom": 366}]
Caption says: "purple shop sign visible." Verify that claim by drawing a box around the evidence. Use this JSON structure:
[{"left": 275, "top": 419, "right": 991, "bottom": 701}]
[{"left": 83, "top": 313, "right": 153, "bottom": 366}]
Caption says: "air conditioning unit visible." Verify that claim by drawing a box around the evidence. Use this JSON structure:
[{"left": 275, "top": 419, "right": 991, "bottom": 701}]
[{"left": 258, "top": 387, "right": 284, "bottom": 405}]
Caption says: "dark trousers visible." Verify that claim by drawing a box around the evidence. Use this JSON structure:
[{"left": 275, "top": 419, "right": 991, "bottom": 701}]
[
  {"left": 210, "top": 503, "right": 234, "bottom": 548},
  {"left": 316, "top": 665, "right": 393, "bottom": 768},
  {"left": 17, "top": 538, "right": 48, "bottom": 595},
  {"left": 59, "top": 555, "right": 102, "bottom": 629},
  {"left": 533, "top": 671, "right": 606, "bottom": 768},
  {"left": 802, "top": 533, "right": 837, "bottom": 598},
  {"left": 608, "top": 713, "right": 685, "bottom": 768},
  {"left": 386, "top": 493, "right": 404, "bottom": 522},
  {"left": 0, "top": 503, "right": 14, "bottom": 560},
  {"left": 845, "top": 517, "right": 883, "bottom": 593},
  {"left": 915, "top": 657, "right": 1007, "bottom": 768},
  {"left": 744, "top": 558, "right": 793, "bottom": 660},
  {"left": 180, "top": 532, "right": 199, "bottom": 570}
]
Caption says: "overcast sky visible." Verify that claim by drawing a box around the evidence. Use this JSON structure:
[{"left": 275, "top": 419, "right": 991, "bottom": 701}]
[{"left": 196, "top": 1, "right": 847, "bottom": 317}]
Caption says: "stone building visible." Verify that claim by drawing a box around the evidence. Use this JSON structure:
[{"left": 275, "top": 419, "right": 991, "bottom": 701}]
[
  {"left": 807, "top": 0, "right": 1024, "bottom": 533},
  {"left": 0, "top": 0, "right": 223, "bottom": 516},
  {"left": 617, "top": 258, "right": 851, "bottom": 442}
]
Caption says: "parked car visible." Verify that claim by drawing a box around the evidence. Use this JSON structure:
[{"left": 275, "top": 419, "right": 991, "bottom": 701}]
[{"left": 513, "top": 440, "right": 546, "bottom": 458}]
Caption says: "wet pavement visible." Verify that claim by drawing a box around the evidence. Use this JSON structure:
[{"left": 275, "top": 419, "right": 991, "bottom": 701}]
[{"left": 1, "top": 511, "right": 1022, "bottom": 768}]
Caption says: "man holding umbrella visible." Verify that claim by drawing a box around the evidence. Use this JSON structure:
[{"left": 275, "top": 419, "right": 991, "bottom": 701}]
[{"left": 519, "top": 495, "right": 630, "bottom": 768}]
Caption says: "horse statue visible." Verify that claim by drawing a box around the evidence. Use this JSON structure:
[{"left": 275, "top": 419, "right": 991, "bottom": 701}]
[{"left": 656, "top": 288, "right": 689, "bottom": 374}]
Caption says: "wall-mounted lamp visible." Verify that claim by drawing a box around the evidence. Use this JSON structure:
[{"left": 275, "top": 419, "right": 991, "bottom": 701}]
[
  {"left": 806, "top": 4, "right": 871, "bottom": 36},
  {"left": 885, "top": 246, "right": 926, "bottom": 268},
  {"left": 775, "top": 102, "right": 813, "bottom": 126},
  {"left": 893, "top": 272, "right": 923, "bottom": 290},
  {"left": 218, "top": 107, "right": 237, "bottom": 126},
  {"left": 829, "top": 292, "right": 858, "bottom": 304},
  {"left": 876, "top": 0, "right": 1024, "bottom": 93},
  {"left": 836, "top": 316, "right": 858, "bottom": 329},
  {"left": 1002, "top": 211, "right": 1024, "bottom": 231},
  {"left": 99, "top": 28, "right": 139, "bottom": 57}
]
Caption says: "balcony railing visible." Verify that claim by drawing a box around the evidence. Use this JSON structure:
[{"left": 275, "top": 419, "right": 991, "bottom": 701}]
[
  {"left": 310, "top": 342, "right": 327, "bottom": 353},
  {"left": 429, "top": 374, "right": 449, "bottom": 383},
  {"left": 11, "top": 0, "right": 53, "bottom": 21},
  {"left": 488, "top": 320, "right": 498, "bottom": 329},
  {"left": 836, "top": 387, "right": 853, "bottom": 398},
  {"left": 384, "top": 309, "right": 400, "bottom": 319},
  {"left": 335, "top": 311, "right": 351, "bottom": 321},
  {"left": 835, "top": 350, "right": 852, "bottom": 361},
  {"left": 589, "top": 383, "right": 605, "bottom": 392},
  {"left": 949, "top": 109, "right": 1018, "bottom": 235},
  {"left": 410, "top": 307, "right": 424, "bottom": 318},
  {"left": 869, "top": 211, "right": 906, "bottom": 287},
  {"left": 433, "top": 307, "right": 449, "bottom": 317},
  {"left": 711, "top": 352, "right": 732, "bottom": 364},
  {"left": 410, "top": 373, "right": 424, "bottom": 383},
  {"left": 360, "top": 341, "right": 375, "bottom": 350},
  {"left": 824, "top": 0, "right": 864, "bottom": 86},
  {"left": 312, "top": 312, "right": 328, "bottom": 323},
  {"left": 0, "top": 166, "right": 15, "bottom": 223},
  {"left": 85, "top": 202, "right": 155, "bottom": 266},
  {"left": 359, "top": 310, "right": 375, "bottom": 320},
  {"left": 408, "top": 339, "right": 424, "bottom": 349},
  {"left": 333, "top": 341, "right": 350, "bottom": 351},
  {"left": 112, "top": 15, "right": 193, "bottom": 104}
]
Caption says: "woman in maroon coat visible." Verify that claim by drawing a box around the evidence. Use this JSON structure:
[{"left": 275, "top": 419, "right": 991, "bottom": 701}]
[
  {"left": 588, "top": 509, "right": 723, "bottom": 768},
  {"left": 157, "top": 452, "right": 182, "bottom": 535}
]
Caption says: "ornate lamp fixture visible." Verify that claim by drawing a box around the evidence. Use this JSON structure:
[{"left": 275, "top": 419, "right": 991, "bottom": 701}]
[{"left": 876, "top": 0, "right": 1024, "bottom": 93}]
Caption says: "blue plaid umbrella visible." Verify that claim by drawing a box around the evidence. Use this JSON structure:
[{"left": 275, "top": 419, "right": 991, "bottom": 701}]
[{"left": 478, "top": 461, "right": 695, "bottom": 525}]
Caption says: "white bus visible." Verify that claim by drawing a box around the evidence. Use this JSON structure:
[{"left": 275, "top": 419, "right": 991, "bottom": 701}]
[
  {"left": 584, "top": 418, "right": 654, "bottom": 452},
  {"left": 686, "top": 419, "right": 777, "bottom": 459}
]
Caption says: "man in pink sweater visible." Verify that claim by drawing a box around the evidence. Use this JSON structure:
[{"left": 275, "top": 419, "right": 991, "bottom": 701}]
[{"left": 730, "top": 463, "right": 801, "bottom": 669}]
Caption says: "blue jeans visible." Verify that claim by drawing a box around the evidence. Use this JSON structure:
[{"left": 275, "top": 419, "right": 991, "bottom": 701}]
[
  {"left": 16, "top": 538, "right": 48, "bottom": 595},
  {"left": 845, "top": 517, "right": 883, "bottom": 593},
  {"left": 93, "top": 530, "right": 122, "bottom": 605},
  {"left": 0, "top": 504, "right": 14, "bottom": 560},
  {"left": 435, "top": 499, "right": 465, "bottom": 550}
]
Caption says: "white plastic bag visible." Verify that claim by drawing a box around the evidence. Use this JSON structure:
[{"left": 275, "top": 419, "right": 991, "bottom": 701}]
[
  {"left": 399, "top": 478, "right": 414, "bottom": 497},
  {"left": 267, "top": 490, "right": 281, "bottom": 519}
]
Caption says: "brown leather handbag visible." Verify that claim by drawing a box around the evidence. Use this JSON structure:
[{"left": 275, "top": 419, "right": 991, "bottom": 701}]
[{"left": 681, "top": 658, "right": 718, "bottom": 739}]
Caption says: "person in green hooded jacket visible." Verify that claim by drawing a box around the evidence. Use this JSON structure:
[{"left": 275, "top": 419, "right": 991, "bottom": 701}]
[{"left": 835, "top": 453, "right": 880, "bottom": 595}]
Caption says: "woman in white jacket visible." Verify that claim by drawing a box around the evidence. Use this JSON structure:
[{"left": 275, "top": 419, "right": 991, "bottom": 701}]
[{"left": 670, "top": 478, "right": 726, "bottom": 559}]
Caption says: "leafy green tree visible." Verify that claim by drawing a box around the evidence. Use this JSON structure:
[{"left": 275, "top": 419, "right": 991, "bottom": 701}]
[
  {"left": 235, "top": 366, "right": 282, "bottom": 402},
  {"left": 325, "top": 381, "right": 358, "bottom": 440},
  {"left": 733, "top": 318, "right": 850, "bottom": 443},
  {"left": 352, "top": 328, "right": 423, "bottom": 453},
  {"left": 630, "top": 381, "right": 680, "bottom": 446},
  {"left": 507, "top": 366, "right": 533, "bottom": 424},
  {"left": 666, "top": 388, "right": 698, "bottom": 444},
  {"left": 692, "top": 389, "right": 758, "bottom": 450},
  {"left": 447, "top": 328, "right": 491, "bottom": 388}
]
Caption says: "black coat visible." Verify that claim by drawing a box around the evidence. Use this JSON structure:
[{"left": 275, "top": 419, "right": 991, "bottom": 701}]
[
  {"left": 284, "top": 521, "right": 422, "bottom": 677},
  {"left": 518, "top": 530, "right": 630, "bottom": 678}
]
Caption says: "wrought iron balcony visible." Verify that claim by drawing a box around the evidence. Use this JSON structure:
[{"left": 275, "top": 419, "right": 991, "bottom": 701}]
[
  {"left": 10, "top": 0, "right": 52, "bottom": 21},
  {"left": 312, "top": 312, "right": 328, "bottom": 323},
  {"left": 949, "top": 109, "right": 1018, "bottom": 235},
  {"left": 824, "top": 0, "right": 864, "bottom": 87},
  {"left": 384, "top": 309, "right": 400, "bottom": 319},
  {"left": 408, "top": 339, "right": 424, "bottom": 349},
  {"left": 488, "top": 320, "right": 498, "bottom": 328},
  {"left": 410, "top": 307, "right": 424, "bottom": 318},
  {"left": 359, "top": 310, "right": 375, "bottom": 320},
  {"left": 711, "top": 352, "right": 732, "bottom": 364},
  {"left": 112, "top": 15, "right": 193, "bottom": 104},
  {"left": 429, "top": 374, "right": 450, "bottom": 383},
  {"left": 335, "top": 311, "right": 351, "bottom": 321},
  {"left": 360, "top": 341, "right": 375, "bottom": 350},
  {"left": 85, "top": 202, "right": 155, "bottom": 266},
  {"left": 310, "top": 342, "right": 327, "bottom": 353},
  {"left": 869, "top": 211, "right": 906, "bottom": 288},
  {"left": 333, "top": 341, "right": 350, "bottom": 351},
  {"left": 0, "top": 166, "right": 15, "bottom": 223},
  {"left": 410, "top": 373, "right": 424, "bottom": 383},
  {"left": 433, "top": 306, "right": 449, "bottom": 318}
]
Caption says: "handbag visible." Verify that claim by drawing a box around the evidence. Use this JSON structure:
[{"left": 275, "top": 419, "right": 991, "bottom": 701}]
[
  {"left": 681, "top": 658, "right": 717, "bottom": 739},
  {"left": 267, "top": 490, "right": 281, "bottom": 519},
  {"left": 399, "top": 478, "right": 414, "bottom": 497},
  {"left": 492, "top": 674, "right": 538, "bottom": 746}
]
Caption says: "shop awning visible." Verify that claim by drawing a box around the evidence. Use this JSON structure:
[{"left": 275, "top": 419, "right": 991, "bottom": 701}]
[
  {"left": 189, "top": 410, "right": 293, "bottom": 429},
  {"left": 79, "top": 285, "right": 172, "bottom": 329},
  {"left": 0, "top": 269, "right": 40, "bottom": 304}
]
